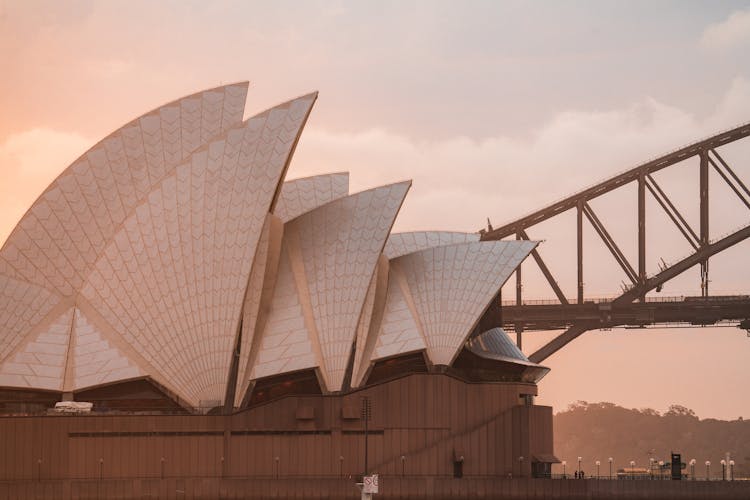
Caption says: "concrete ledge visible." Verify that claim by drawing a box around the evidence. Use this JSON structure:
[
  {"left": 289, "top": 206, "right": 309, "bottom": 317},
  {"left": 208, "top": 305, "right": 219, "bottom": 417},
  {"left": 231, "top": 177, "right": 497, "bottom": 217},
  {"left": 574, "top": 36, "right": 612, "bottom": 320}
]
[{"left": 1, "top": 477, "right": 749, "bottom": 499}]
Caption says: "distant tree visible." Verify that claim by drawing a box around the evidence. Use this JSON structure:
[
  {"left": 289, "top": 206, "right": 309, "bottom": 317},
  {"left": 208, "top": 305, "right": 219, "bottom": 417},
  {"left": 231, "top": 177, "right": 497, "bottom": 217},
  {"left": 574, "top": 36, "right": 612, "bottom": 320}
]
[
  {"left": 638, "top": 408, "right": 660, "bottom": 417},
  {"left": 665, "top": 405, "right": 697, "bottom": 419},
  {"left": 554, "top": 402, "right": 750, "bottom": 479}
]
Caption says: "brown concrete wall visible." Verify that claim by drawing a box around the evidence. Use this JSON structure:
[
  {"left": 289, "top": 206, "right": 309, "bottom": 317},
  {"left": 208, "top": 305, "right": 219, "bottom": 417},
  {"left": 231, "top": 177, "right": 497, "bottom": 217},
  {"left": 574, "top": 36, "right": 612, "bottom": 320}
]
[
  {"left": 0, "top": 374, "right": 548, "bottom": 482},
  {"left": 0, "top": 373, "right": 556, "bottom": 490}
]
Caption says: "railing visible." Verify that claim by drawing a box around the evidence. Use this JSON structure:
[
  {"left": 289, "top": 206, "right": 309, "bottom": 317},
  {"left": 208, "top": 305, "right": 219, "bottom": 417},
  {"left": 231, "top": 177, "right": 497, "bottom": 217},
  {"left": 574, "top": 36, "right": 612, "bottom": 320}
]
[{"left": 501, "top": 294, "right": 750, "bottom": 307}]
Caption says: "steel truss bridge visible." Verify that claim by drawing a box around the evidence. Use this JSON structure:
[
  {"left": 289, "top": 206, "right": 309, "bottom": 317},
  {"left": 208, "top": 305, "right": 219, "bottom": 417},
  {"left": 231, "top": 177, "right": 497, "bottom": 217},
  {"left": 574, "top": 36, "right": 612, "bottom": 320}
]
[{"left": 478, "top": 122, "right": 750, "bottom": 364}]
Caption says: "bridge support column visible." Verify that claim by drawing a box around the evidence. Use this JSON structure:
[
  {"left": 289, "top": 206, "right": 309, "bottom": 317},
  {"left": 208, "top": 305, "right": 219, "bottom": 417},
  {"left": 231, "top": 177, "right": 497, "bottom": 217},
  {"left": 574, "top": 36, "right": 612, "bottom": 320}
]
[
  {"left": 700, "top": 150, "right": 710, "bottom": 297},
  {"left": 516, "top": 232, "right": 523, "bottom": 349},
  {"left": 638, "top": 172, "right": 646, "bottom": 302},
  {"left": 577, "top": 201, "right": 584, "bottom": 304}
]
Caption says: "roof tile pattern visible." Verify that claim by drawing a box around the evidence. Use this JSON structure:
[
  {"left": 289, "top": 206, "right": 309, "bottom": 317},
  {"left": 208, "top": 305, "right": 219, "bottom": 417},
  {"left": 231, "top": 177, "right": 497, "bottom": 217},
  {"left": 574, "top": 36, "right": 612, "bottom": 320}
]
[
  {"left": 71, "top": 308, "right": 143, "bottom": 391},
  {"left": 235, "top": 214, "right": 283, "bottom": 404},
  {"left": 0, "top": 307, "right": 73, "bottom": 391},
  {"left": 79, "top": 93, "right": 317, "bottom": 406},
  {"left": 0, "top": 84, "right": 249, "bottom": 394},
  {"left": 0, "top": 275, "right": 61, "bottom": 361},
  {"left": 350, "top": 265, "right": 379, "bottom": 386},
  {"left": 249, "top": 242, "right": 317, "bottom": 380},
  {"left": 372, "top": 271, "right": 426, "bottom": 361},
  {"left": 376, "top": 240, "right": 536, "bottom": 366},
  {"left": 0, "top": 83, "right": 248, "bottom": 297},
  {"left": 290, "top": 182, "right": 410, "bottom": 390},
  {"left": 383, "top": 231, "right": 479, "bottom": 260},
  {"left": 251, "top": 183, "right": 410, "bottom": 391},
  {"left": 274, "top": 173, "right": 349, "bottom": 222}
]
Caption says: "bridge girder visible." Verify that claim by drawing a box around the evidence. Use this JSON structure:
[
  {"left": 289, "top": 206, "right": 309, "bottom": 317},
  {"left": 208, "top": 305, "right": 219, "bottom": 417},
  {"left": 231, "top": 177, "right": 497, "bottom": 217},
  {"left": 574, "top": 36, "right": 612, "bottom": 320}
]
[{"left": 479, "top": 122, "right": 750, "bottom": 362}]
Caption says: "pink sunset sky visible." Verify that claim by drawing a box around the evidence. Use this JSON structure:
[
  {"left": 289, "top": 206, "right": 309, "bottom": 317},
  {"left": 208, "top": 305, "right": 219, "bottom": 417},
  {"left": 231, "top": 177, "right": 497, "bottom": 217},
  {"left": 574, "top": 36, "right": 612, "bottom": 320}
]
[{"left": 1, "top": 1, "right": 749, "bottom": 419}]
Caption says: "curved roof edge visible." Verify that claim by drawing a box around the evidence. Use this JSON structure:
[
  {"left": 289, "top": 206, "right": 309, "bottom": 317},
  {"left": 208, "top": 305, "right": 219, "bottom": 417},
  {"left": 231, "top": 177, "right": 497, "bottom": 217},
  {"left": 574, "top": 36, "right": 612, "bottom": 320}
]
[
  {"left": 274, "top": 172, "right": 350, "bottom": 222},
  {"left": 378, "top": 239, "right": 537, "bottom": 367},
  {"left": 384, "top": 231, "right": 480, "bottom": 260},
  {"left": 245, "top": 180, "right": 411, "bottom": 393}
]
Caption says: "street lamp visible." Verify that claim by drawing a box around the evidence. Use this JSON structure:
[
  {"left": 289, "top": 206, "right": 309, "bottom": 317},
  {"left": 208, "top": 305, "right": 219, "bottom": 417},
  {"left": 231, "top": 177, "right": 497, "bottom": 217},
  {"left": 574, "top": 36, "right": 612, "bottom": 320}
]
[
  {"left": 339, "top": 455, "right": 344, "bottom": 477},
  {"left": 400, "top": 455, "right": 406, "bottom": 477},
  {"left": 705, "top": 461, "right": 711, "bottom": 480},
  {"left": 274, "top": 456, "right": 280, "bottom": 479},
  {"left": 729, "top": 460, "right": 735, "bottom": 481},
  {"left": 519, "top": 456, "right": 524, "bottom": 477},
  {"left": 608, "top": 457, "right": 613, "bottom": 480},
  {"left": 578, "top": 456, "right": 582, "bottom": 475},
  {"left": 562, "top": 460, "right": 567, "bottom": 478},
  {"left": 689, "top": 459, "right": 696, "bottom": 480},
  {"left": 720, "top": 459, "right": 726, "bottom": 481},
  {"left": 595, "top": 460, "right": 600, "bottom": 479},
  {"left": 629, "top": 460, "right": 635, "bottom": 480},
  {"left": 658, "top": 460, "right": 664, "bottom": 480}
]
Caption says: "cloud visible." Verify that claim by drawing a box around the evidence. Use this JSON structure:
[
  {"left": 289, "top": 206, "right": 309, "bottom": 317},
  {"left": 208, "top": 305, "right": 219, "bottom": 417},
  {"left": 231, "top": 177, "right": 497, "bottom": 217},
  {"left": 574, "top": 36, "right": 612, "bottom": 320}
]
[
  {"left": 0, "top": 128, "right": 90, "bottom": 246},
  {"left": 290, "top": 78, "right": 750, "bottom": 297},
  {"left": 292, "top": 78, "right": 750, "bottom": 233},
  {"left": 700, "top": 8, "right": 750, "bottom": 50}
]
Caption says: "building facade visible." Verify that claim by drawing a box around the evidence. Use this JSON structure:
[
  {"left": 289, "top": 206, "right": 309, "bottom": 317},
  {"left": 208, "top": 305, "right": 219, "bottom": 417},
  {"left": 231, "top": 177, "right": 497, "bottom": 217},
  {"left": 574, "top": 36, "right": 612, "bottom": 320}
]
[{"left": 0, "top": 83, "right": 557, "bottom": 490}]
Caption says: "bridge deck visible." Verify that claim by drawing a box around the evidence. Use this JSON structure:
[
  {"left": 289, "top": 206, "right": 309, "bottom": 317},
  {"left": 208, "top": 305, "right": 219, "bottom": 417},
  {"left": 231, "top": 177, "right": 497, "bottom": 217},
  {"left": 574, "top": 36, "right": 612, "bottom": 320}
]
[{"left": 496, "top": 295, "right": 750, "bottom": 332}]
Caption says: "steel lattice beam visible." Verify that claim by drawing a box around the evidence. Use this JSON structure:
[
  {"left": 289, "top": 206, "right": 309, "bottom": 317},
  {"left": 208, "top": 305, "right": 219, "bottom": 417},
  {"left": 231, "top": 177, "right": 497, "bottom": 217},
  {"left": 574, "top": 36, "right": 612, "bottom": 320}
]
[{"left": 479, "top": 121, "right": 750, "bottom": 362}]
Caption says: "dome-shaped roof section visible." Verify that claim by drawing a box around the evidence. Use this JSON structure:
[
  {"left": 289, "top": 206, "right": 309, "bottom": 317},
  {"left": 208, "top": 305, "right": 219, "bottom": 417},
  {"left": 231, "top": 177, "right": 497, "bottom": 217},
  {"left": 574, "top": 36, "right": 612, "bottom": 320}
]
[
  {"left": 466, "top": 327, "right": 550, "bottom": 383},
  {"left": 467, "top": 327, "right": 528, "bottom": 362}
]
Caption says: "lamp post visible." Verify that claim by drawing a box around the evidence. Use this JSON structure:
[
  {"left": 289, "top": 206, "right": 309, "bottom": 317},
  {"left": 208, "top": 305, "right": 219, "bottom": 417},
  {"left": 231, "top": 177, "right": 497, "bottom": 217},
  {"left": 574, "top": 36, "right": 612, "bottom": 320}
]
[
  {"left": 99, "top": 458, "right": 104, "bottom": 480},
  {"left": 690, "top": 459, "right": 696, "bottom": 480},
  {"left": 274, "top": 456, "right": 280, "bottom": 479},
  {"left": 649, "top": 457, "right": 655, "bottom": 479},
  {"left": 519, "top": 456, "right": 524, "bottom": 477},
  {"left": 595, "top": 460, "right": 600, "bottom": 479},
  {"left": 705, "top": 461, "right": 711, "bottom": 480},
  {"left": 720, "top": 459, "right": 726, "bottom": 481},
  {"left": 562, "top": 461, "right": 567, "bottom": 478},
  {"left": 658, "top": 460, "right": 664, "bottom": 480},
  {"left": 629, "top": 460, "right": 635, "bottom": 480},
  {"left": 608, "top": 457, "right": 613, "bottom": 480},
  {"left": 729, "top": 460, "right": 735, "bottom": 481},
  {"left": 578, "top": 456, "right": 582, "bottom": 476},
  {"left": 160, "top": 457, "right": 165, "bottom": 479},
  {"left": 400, "top": 455, "right": 406, "bottom": 477},
  {"left": 339, "top": 455, "right": 344, "bottom": 477}
]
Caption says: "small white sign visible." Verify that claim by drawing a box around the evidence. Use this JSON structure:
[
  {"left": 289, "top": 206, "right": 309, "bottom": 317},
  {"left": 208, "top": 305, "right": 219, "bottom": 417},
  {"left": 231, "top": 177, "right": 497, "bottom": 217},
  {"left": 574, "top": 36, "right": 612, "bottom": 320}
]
[{"left": 363, "top": 474, "right": 379, "bottom": 494}]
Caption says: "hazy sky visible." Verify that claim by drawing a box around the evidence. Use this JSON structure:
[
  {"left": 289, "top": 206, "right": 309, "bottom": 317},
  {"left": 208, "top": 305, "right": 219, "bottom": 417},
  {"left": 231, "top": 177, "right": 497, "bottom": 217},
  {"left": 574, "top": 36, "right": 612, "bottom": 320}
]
[{"left": 1, "top": 0, "right": 749, "bottom": 419}]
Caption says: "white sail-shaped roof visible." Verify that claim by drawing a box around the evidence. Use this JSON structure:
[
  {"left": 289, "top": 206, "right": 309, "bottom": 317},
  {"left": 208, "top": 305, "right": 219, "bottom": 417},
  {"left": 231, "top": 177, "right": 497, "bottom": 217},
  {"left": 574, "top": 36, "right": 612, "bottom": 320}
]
[
  {"left": 0, "top": 84, "right": 249, "bottom": 366},
  {"left": 361, "top": 240, "right": 536, "bottom": 375},
  {"left": 247, "top": 182, "right": 410, "bottom": 392},
  {"left": 234, "top": 174, "right": 350, "bottom": 404},
  {"left": 0, "top": 82, "right": 543, "bottom": 410},
  {"left": 273, "top": 172, "right": 349, "bottom": 222},
  {"left": 383, "top": 231, "right": 479, "bottom": 260},
  {"left": 78, "top": 93, "right": 317, "bottom": 407}
]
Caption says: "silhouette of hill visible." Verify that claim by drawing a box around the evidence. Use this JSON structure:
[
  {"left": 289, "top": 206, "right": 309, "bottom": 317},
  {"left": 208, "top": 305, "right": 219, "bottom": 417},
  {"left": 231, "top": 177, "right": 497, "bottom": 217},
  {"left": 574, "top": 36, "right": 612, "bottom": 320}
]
[{"left": 554, "top": 402, "right": 749, "bottom": 479}]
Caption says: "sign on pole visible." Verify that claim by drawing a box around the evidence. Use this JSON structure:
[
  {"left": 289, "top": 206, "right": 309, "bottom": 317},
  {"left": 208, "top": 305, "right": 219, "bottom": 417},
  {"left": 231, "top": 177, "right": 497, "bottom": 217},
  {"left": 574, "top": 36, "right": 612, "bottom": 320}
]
[{"left": 363, "top": 474, "right": 379, "bottom": 494}]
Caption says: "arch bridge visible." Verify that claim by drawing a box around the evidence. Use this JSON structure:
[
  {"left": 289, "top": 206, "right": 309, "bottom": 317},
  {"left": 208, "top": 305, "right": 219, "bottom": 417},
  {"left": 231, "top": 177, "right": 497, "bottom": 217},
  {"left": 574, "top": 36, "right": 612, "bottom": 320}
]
[{"left": 478, "top": 122, "right": 750, "bottom": 363}]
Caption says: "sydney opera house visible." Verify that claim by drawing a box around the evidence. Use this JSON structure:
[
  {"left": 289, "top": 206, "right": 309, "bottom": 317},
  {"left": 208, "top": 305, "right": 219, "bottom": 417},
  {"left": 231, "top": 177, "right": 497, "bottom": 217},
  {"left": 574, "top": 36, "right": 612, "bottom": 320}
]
[{"left": 0, "top": 82, "right": 557, "bottom": 493}]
